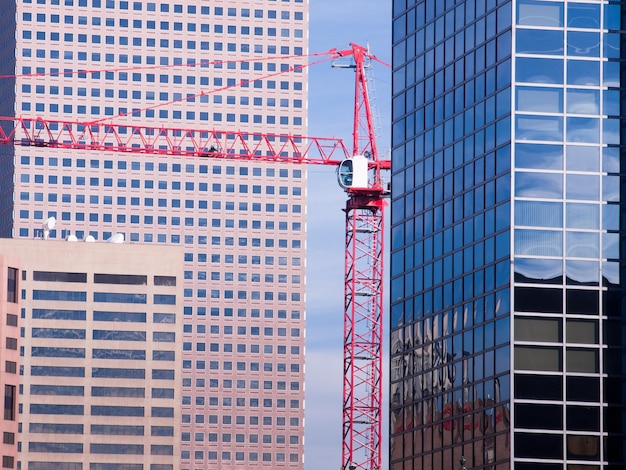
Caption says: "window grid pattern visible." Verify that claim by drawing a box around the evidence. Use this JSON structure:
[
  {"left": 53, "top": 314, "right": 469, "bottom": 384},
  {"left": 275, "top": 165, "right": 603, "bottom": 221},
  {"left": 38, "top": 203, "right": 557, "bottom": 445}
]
[
  {"left": 391, "top": 0, "right": 514, "bottom": 468},
  {"left": 511, "top": 0, "right": 623, "bottom": 466},
  {"left": 391, "top": 0, "right": 626, "bottom": 469},
  {"left": 12, "top": 246, "right": 181, "bottom": 470},
  {"left": 3, "top": 0, "right": 309, "bottom": 468}
]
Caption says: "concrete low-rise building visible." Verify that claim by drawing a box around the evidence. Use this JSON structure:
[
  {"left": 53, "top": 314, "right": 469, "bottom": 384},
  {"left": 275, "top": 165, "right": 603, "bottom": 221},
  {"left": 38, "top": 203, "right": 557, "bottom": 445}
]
[{"left": 0, "top": 237, "right": 183, "bottom": 470}]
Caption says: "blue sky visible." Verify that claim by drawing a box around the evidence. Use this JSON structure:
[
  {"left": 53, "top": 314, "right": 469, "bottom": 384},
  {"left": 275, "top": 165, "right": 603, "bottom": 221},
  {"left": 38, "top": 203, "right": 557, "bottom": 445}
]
[{"left": 305, "top": 2, "right": 392, "bottom": 469}]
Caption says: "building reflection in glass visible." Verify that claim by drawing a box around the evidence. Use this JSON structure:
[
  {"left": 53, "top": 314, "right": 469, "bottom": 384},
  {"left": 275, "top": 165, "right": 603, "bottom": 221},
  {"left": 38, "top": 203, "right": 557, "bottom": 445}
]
[
  {"left": 391, "top": 296, "right": 511, "bottom": 469},
  {"left": 390, "top": 0, "right": 624, "bottom": 467}
]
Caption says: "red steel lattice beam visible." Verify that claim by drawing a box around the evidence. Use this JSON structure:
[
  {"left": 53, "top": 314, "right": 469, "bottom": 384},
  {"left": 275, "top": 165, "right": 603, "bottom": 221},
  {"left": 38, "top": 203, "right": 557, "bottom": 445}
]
[
  {"left": 0, "top": 116, "right": 350, "bottom": 165},
  {"left": 337, "top": 43, "right": 388, "bottom": 470},
  {"left": 342, "top": 197, "right": 385, "bottom": 470}
]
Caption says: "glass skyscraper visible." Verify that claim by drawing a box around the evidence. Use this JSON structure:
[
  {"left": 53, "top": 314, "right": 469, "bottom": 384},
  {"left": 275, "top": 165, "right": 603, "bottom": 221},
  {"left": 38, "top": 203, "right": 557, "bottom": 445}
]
[{"left": 390, "top": 1, "right": 625, "bottom": 469}]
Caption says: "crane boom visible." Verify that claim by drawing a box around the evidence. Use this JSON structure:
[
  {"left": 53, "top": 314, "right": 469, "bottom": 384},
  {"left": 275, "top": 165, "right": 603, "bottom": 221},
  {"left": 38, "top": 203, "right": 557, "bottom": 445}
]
[
  {"left": 0, "top": 42, "right": 389, "bottom": 470},
  {"left": 0, "top": 116, "right": 350, "bottom": 165}
]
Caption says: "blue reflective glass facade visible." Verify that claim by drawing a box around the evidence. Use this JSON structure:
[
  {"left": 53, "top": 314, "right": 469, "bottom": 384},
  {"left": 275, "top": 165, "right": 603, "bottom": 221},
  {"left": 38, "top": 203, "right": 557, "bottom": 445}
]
[{"left": 391, "top": 0, "right": 626, "bottom": 468}]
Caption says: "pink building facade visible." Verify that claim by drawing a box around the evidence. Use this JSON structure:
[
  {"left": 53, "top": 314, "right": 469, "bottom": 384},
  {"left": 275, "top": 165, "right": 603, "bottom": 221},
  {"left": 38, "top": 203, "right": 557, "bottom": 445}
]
[
  {"left": 0, "top": 255, "right": 20, "bottom": 470},
  {"left": 0, "top": 238, "right": 183, "bottom": 470},
  {"left": 0, "top": 0, "right": 309, "bottom": 469}
]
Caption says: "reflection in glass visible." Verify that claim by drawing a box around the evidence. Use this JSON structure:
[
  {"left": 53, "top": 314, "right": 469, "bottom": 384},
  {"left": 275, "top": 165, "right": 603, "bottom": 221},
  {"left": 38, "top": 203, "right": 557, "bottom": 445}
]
[
  {"left": 567, "top": 3, "right": 600, "bottom": 28},
  {"left": 497, "top": 116, "right": 512, "bottom": 147},
  {"left": 567, "top": 60, "right": 600, "bottom": 86},
  {"left": 391, "top": 277, "right": 404, "bottom": 303},
  {"left": 566, "top": 231, "right": 599, "bottom": 258},
  {"left": 603, "top": 118, "right": 620, "bottom": 145},
  {"left": 516, "top": 57, "right": 563, "bottom": 84},
  {"left": 516, "top": 29, "right": 564, "bottom": 55},
  {"left": 516, "top": 86, "right": 563, "bottom": 113},
  {"left": 602, "top": 147, "right": 620, "bottom": 173},
  {"left": 604, "top": 33, "right": 621, "bottom": 59},
  {"left": 516, "top": 115, "right": 563, "bottom": 142},
  {"left": 566, "top": 260, "right": 599, "bottom": 286},
  {"left": 517, "top": 0, "right": 563, "bottom": 26},
  {"left": 514, "top": 258, "right": 562, "bottom": 284},
  {"left": 566, "top": 145, "right": 599, "bottom": 172},
  {"left": 567, "top": 435, "right": 600, "bottom": 460},
  {"left": 515, "top": 229, "right": 562, "bottom": 256},
  {"left": 603, "top": 90, "right": 620, "bottom": 116},
  {"left": 515, "top": 200, "right": 562, "bottom": 228},
  {"left": 602, "top": 261, "right": 619, "bottom": 287},
  {"left": 602, "top": 204, "right": 619, "bottom": 231},
  {"left": 566, "top": 203, "right": 598, "bottom": 229},
  {"left": 604, "top": 61, "right": 620, "bottom": 87},
  {"left": 602, "top": 233, "right": 619, "bottom": 259},
  {"left": 602, "top": 176, "right": 619, "bottom": 202},
  {"left": 567, "top": 31, "right": 600, "bottom": 57},
  {"left": 515, "top": 172, "right": 562, "bottom": 199},
  {"left": 566, "top": 117, "right": 600, "bottom": 143},
  {"left": 566, "top": 89, "right": 599, "bottom": 115},
  {"left": 405, "top": 377, "right": 511, "bottom": 468},
  {"left": 566, "top": 174, "right": 599, "bottom": 200},
  {"left": 515, "top": 143, "right": 563, "bottom": 170},
  {"left": 605, "top": 4, "right": 621, "bottom": 30}
]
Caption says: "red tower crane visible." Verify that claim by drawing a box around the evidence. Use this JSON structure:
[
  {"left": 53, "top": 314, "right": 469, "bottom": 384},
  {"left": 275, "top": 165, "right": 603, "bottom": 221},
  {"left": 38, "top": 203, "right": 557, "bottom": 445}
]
[{"left": 0, "top": 42, "right": 390, "bottom": 470}]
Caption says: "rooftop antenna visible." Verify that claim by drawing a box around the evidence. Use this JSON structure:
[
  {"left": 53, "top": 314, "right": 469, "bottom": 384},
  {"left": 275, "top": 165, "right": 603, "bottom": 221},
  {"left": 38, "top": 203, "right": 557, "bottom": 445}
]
[{"left": 42, "top": 216, "right": 56, "bottom": 240}]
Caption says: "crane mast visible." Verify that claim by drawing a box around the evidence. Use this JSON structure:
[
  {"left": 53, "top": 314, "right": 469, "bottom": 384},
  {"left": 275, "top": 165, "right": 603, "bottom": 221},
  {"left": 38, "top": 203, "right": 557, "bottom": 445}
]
[
  {"left": 0, "top": 43, "right": 390, "bottom": 470},
  {"left": 332, "top": 43, "right": 389, "bottom": 470}
]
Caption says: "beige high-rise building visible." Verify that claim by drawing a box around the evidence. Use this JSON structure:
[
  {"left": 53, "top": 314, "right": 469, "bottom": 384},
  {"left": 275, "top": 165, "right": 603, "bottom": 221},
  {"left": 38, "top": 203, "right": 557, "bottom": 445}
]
[
  {"left": 0, "top": 255, "right": 20, "bottom": 470},
  {"left": 0, "top": 238, "right": 183, "bottom": 470},
  {"left": 0, "top": 0, "right": 309, "bottom": 468}
]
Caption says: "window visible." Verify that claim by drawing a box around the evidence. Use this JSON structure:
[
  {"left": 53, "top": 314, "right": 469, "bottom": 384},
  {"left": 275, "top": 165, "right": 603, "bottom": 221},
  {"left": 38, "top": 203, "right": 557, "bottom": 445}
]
[
  {"left": 4, "top": 385, "right": 16, "bottom": 420},
  {"left": 4, "top": 361, "right": 16, "bottom": 374},
  {"left": 6, "top": 268, "right": 17, "bottom": 303}
]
